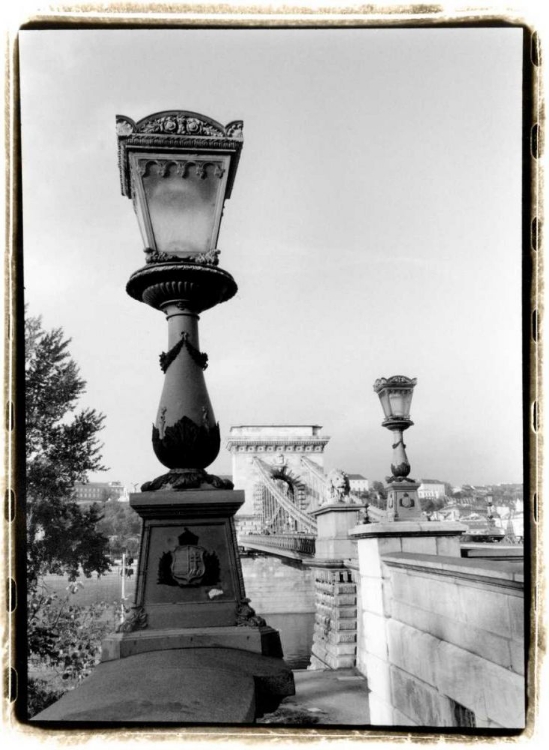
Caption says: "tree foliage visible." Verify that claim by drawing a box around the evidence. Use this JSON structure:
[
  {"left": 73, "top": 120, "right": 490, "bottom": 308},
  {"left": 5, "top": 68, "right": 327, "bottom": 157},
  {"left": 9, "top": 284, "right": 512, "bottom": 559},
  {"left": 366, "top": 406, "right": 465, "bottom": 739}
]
[
  {"left": 371, "top": 481, "right": 388, "bottom": 499},
  {"left": 25, "top": 313, "right": 111, "bottom": 587},
  {"left": 96, "top": 499, "right": 142, "bottom": 555}
]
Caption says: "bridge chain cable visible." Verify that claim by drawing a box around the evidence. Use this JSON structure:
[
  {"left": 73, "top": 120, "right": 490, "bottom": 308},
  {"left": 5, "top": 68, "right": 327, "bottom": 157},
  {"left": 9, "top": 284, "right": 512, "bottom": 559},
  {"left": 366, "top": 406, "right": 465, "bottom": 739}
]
[
  {"left": 252, "top": 457, "right": 318, "bottom": 534},
  {"left": 299, "top": 454, "right": 327, "bottom": 481},
  {"left": 262, "top": 491, "right": 284, "bottom": 528}
]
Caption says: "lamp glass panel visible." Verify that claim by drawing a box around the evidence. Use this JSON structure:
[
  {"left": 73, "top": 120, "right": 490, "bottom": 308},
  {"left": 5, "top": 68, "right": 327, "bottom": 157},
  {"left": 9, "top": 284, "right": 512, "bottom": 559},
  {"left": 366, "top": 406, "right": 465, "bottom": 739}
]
[
  {"left": 388, "top": 391, "right": 411, "bottom": 418},
  {"left": 378, "top": 391, "right": 392, "bottom": 419},
  {"left": 135, "top": 155, "right": 229, "bottom": 257}
]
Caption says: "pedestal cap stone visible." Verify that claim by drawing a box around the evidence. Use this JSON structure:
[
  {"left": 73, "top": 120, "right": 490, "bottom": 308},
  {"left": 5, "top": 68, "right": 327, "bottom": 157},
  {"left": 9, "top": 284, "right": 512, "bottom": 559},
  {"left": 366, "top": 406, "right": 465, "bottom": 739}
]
[{"left": 311, "top": 502, "right": 366, "bottom": 562}]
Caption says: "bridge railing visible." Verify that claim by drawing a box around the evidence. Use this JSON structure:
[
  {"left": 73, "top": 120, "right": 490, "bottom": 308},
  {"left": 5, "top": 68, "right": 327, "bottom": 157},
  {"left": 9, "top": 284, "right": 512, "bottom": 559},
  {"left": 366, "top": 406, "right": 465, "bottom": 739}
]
[{"left": 240, "top": 533, "right": 316, "bottom": 557}]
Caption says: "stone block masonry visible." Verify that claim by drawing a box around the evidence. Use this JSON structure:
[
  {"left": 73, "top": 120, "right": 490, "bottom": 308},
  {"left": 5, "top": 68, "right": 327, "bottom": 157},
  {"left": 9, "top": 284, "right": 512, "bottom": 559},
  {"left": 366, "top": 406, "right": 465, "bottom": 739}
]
[
  {"left": 349, "top": 521, "right": 525, "bottom": 729},
  {"left": 241, "top": 555, "right": 315, "bottom": 614},
  {"left": 309, "top": 567, "right": 358, "bottom": 670}
]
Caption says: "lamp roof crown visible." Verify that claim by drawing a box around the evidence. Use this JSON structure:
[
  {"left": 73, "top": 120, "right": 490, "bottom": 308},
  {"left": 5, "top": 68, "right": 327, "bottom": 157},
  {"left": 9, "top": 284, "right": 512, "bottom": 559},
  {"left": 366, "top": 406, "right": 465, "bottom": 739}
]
[
  {"left": 116, "top": 110, "right": 244, "bottom": 201},
  {"left": 373, "top": 375, "right": 417, "bottom": 394}
]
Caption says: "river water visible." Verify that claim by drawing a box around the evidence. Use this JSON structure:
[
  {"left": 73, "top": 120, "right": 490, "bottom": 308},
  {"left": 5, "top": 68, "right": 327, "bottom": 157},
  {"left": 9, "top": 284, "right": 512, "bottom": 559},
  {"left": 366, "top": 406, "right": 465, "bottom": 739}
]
[{"left": 261, "top": 612, "right": 315, "bottom": 669}]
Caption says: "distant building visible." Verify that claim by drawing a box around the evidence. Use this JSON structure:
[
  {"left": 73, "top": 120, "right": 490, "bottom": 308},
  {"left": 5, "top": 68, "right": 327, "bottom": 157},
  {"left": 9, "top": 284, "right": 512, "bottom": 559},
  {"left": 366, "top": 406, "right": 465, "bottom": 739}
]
[
  {"left": 495, "top": 500, "right": 523, "bottom": 540},
  {"left": 234, "top": 515, "right": 259, "bottom": 538},
  {"left": 74, "top": 481, "right": 125, "bottom": 506},
  {"left": 418, "top": 482, "right": 445, "bottom": 500},
  {"left": 347, "top": 474, "right": 369, "bottom": 493}
]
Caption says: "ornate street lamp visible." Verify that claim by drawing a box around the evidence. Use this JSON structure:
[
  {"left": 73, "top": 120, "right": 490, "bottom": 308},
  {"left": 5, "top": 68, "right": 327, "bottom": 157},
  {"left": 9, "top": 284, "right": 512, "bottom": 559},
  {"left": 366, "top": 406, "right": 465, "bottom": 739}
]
[
  {"left": 108, "top": 110, "right": 289, "bottom": 679},
  {"left": 116, "top": 110, "right": 243, "bottom": 490},
  {"left": 373, "top": 375, "right": 422, "bottom": 521},
  {"left": 485, "top": 494, "right": 496, "bottom": 529}
]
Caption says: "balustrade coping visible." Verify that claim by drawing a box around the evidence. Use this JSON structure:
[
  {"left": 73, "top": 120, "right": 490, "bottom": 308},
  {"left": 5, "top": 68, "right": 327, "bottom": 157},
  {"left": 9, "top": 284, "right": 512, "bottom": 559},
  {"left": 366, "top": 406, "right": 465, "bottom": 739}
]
[
  {"left": 242, "top": 533, "right": 316, "bottom": 539},
  {"left": 381, "top": 551, "right": 524, "bottom": 588},
  {"left": 350, "top": 520, "right": 466, "bottom": 537}
]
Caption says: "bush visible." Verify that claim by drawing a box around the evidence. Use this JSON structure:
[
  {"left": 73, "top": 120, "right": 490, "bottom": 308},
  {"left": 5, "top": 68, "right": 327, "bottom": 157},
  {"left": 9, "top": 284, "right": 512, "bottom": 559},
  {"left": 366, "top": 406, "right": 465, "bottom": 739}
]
[{"left": 27, "top": 581, "right": 120, "bottom": 716}]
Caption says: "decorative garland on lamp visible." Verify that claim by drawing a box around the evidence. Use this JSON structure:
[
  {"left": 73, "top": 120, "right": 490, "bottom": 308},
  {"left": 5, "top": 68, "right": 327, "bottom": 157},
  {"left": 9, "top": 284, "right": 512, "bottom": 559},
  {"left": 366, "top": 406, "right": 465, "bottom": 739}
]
[{"left": 159, "top": 331, "right": 209, "bottom": 373}]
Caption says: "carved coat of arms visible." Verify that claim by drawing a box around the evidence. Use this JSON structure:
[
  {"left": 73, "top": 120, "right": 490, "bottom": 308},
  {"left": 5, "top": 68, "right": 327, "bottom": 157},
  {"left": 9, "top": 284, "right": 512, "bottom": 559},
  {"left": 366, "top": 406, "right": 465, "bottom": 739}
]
[
  {"left": 158, "top": 528, "right": 220, "bottom": 587},
  {"left": 171, "top": 543, "right": 207, "bottom": 584},
  {"left": 400, "top": 493, "right": 415, "bottom": 508}
]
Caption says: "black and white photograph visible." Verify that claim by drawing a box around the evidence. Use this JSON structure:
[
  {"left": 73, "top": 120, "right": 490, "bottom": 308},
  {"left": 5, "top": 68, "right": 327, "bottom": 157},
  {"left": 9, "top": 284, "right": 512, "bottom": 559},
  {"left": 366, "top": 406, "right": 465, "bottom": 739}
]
[{"left": 10, "top": 9, "right": 534, "bottom": 739}]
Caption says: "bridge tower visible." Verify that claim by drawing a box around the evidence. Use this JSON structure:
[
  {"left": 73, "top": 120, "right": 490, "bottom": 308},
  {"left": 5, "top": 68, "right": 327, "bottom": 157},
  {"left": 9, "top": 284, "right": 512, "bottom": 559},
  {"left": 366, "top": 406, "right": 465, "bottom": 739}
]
[{"left": 226, "top": 425, "right": 330, "bottom": 534}]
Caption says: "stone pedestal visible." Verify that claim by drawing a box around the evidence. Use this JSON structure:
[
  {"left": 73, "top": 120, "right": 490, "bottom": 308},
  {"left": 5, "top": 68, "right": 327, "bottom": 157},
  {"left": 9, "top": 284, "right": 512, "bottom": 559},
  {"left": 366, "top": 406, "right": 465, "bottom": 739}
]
[
  {"left": 35, "top": 488, "right": 295, "bottom": 723},
  {"left": 311, "top": 503, "right": 365, "bottom": 562},
  {"left": 101, "top": 490, "right": 285, "bottom": 661},
  {"left": 385, "top": 478, "right": 422, "bottom": 522},
  {"left": 348, "top": 520, "right": 465, "bottom": 725},
  {"left": 307, "top": 502, "right": 366, "bottom": 671},
  {"left": 44, "top": 487, "right": 297, "bottom": 724}
]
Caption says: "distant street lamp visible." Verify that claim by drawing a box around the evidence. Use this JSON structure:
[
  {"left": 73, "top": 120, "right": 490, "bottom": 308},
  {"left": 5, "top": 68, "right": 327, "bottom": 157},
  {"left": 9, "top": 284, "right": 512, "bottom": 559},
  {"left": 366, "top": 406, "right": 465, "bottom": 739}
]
[
  {"left": 486, "top": 495, "right": 496, "bottom": 529},
  {"left": 373, "top": 375, "right": 422, "bottom": 521},
  {"left": 116, "top": 111, "right": 243, "bottom": 489}
]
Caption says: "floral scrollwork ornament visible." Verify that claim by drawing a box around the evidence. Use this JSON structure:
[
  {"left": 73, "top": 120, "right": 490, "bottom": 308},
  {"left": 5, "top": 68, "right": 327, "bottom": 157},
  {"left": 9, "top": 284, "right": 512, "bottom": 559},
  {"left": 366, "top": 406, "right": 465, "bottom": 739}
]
[
  {"left": 115, "top": 605, "right": 148, "bottom": 633},
  {"left": 235, "top": 598, "right": 266, "bottom": 628}
]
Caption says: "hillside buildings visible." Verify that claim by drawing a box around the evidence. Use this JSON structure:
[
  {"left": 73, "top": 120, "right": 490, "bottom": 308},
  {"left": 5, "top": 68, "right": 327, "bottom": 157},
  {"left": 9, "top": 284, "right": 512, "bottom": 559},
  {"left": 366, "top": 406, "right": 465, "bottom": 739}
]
[
  {"left": 418, "top": 482, "right": 446, "bottom": 500},
  {"left": 73, "top": 481, "right": 126, "bottom": 506},
  {"left": 348, "top": 474, "right": 369, "bottom": 493}
]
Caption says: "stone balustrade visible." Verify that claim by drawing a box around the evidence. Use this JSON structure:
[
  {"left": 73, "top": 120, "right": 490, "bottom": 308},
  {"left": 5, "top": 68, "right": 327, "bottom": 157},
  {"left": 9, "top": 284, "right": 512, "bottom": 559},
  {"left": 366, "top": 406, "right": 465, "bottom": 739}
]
[
  {"left": 349, "top": 518, "right": 525, "bottom": 729},
  {"left": 378, "top": 553, "right": 524, "bottom": 728}
]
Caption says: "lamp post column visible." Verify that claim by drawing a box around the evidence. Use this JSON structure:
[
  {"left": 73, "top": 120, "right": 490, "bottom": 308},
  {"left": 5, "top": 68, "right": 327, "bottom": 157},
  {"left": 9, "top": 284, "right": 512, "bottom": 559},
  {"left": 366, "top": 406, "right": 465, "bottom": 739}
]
[
  {"left": 389, "top": 425, "right": 410, "bottom": 479},
  {"left": 152, "top": 303, "right": 217, "bottom": 474},
  {"left": 126, "top": 258, "right": 238, "bottom": 490}
]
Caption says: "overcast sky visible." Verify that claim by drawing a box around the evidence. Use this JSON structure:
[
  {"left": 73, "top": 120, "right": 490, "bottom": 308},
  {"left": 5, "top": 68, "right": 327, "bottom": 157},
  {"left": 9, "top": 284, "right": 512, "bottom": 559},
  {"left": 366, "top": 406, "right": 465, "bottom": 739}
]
[{"left": 19, "top": 27, "right": 524, "bottom": 489}]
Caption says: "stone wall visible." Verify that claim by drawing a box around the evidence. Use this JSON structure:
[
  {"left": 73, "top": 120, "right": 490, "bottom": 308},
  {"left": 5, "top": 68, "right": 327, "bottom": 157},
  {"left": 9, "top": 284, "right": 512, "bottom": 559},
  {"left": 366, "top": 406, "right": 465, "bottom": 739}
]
[
  {"left": 241, "top": 555, "right": 315, "bottom": 614},
  {"left": 355, "top": 550, "right": 525, "bottom": 728}
]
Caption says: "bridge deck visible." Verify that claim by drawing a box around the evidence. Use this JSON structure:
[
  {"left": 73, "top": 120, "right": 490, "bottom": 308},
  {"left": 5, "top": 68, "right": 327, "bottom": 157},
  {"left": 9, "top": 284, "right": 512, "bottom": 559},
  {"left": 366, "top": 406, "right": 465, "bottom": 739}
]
[{"left": 240, "top": 533, "right": 315, "bottom": 560}]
